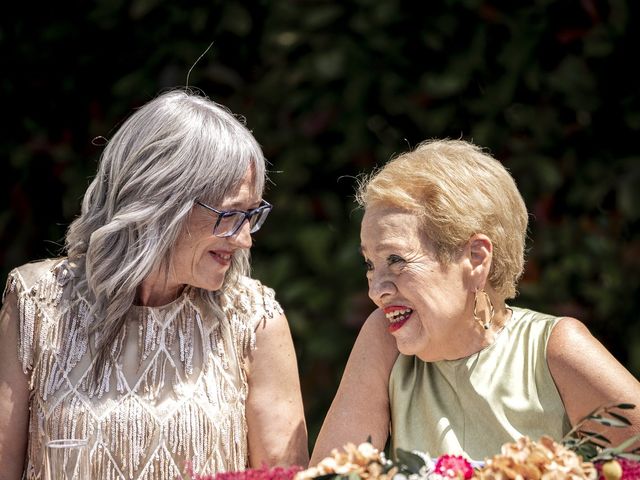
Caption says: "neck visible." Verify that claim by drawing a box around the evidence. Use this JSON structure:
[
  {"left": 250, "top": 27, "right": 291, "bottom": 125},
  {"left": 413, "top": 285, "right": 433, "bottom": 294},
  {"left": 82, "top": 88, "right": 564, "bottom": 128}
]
[
  {"left": 442, "top": 303, "right": 512, "bottom": 361},
  {"left": 484, "top": 305, "right": 511, "bottom": 333},
  {"left": 136, "top": 270, "right": 184, "bottom": 307},
  {"left": 476, "top": 303, "right": 511, "bottom": 346}
]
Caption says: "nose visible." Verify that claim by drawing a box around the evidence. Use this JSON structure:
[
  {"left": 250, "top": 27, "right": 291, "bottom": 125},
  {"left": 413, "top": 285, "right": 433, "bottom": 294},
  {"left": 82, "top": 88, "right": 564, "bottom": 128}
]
[
  {"left": 367, "top": 272, "right": 396, "bottom": 305},
  {"left": 230, "top": 218, "right": 253, "bottom": 249}
]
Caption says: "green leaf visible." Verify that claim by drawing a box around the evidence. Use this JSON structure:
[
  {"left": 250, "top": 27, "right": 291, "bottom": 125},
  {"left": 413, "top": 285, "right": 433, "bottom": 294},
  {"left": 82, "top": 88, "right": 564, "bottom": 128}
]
[
  {"left": 579, "top": 431, "right": 611, "bottom": 444},
  {"left": 382, "top": 462, "right": 395, "bottom": 474},
  {"left": 574, "top": 443, "right": 600, "bottom": 461},
  {"left": 609, "top": 411, "right": 633, "bottom": 426},
  {"left": 585, "top": 440, "right": 607, "bottom": 450},
  {"left": 591, "top": 416, "right": 630, "bottom": 428},
  {"left": 313, "top": 475, "right": 338, "bottom": 480},
  {"left": 395, "top": 448, "right": 427, "bottom": 474},
  {"left": 610, "top": 433, "right": 640, "bottom": 453}
]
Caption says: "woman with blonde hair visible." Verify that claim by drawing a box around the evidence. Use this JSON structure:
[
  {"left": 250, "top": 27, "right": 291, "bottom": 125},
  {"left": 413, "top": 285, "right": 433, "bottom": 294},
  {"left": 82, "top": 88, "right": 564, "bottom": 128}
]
[
  {"left": 0, "top": 90, "right": 308, "bottom": 479},
  {"left": 312, "top": 138, "right": 640, "bottom": 462}
]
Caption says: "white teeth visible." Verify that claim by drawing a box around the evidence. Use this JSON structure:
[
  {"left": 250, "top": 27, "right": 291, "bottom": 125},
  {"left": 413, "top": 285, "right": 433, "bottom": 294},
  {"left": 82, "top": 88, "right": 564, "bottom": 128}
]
[{"left": 385, "top": 308, "right": 412, "bottom": 322}]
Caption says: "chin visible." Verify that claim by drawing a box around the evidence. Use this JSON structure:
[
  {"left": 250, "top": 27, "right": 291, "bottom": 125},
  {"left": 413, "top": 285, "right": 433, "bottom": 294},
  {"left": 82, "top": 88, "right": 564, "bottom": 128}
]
[
  {"left": 208, "top": 278, "right": 226, "bottom": 292},
  {"left": 395, "top": 340, "right": 416, "bottom": 357},
  {"left": 192, "top": 274, "right": 226, "bottom": 293},
  {"left": 396, "top": 336, "right": 430, "bottom": 359}
]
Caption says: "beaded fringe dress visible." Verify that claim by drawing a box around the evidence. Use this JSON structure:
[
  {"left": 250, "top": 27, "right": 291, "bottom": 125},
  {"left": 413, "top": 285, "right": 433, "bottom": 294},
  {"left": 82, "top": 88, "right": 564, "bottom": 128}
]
[{"left": 3, "top": 258, "right": 282, "bottom": 480}]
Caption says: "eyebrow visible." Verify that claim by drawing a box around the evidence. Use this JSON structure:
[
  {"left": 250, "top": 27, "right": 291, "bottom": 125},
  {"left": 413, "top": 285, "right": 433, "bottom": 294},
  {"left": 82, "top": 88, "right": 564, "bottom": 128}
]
[
  {"left": 360, "top": 242, "right": 404, "bottom": 256},
  {"left": 219, "top": 199, "right": 262, "bottom": 210}
]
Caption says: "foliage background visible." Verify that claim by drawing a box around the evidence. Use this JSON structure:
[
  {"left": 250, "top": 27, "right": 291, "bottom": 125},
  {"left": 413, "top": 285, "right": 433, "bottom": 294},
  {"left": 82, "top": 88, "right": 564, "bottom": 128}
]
[{"left": 2, "top": 0, "right": 639, "bottom": 450}]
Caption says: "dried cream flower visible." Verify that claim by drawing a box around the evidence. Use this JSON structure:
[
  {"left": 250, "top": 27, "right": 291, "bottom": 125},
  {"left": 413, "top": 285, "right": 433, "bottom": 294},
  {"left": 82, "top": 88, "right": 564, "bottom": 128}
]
[{"left": 475, "top": 436, "right": 597, "bottom": 480}]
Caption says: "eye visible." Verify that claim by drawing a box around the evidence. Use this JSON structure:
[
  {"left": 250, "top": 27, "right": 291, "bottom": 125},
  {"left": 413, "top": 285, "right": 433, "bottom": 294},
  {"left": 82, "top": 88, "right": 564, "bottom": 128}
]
[
  {"left": 363, "top": 259, "right": 373, "bottom": 272},
  {"left": 387, "top": 254, "right": 405, "bottom": 266}
]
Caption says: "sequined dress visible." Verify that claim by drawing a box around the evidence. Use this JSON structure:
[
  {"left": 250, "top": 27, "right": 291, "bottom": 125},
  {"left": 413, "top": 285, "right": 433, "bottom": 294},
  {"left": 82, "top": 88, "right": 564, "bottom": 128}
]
[{"left": 3, "top": 258, "right": 282, "bottom": 479}]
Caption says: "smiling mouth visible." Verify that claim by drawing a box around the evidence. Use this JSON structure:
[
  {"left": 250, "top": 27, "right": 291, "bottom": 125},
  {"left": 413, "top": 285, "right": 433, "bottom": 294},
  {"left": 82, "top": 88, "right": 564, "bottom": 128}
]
[
  {"left": 209, "top": 251, "right": 232, "bottom": 265},
  {"left": 384, "top": 306, "right": 413, "bottom": 333}
]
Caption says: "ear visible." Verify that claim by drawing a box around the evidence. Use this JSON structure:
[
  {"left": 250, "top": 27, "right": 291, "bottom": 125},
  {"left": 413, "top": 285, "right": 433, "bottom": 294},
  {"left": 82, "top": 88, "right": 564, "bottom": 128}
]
[{"left": 467, "top": 233, "right": 493, "bottom": 289}]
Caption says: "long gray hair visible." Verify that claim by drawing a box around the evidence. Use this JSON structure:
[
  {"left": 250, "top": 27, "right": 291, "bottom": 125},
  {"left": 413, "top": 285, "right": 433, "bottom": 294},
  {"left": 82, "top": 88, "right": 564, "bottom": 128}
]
[{"left": 65, "top": 89, "right": 266, "bottom": 374}]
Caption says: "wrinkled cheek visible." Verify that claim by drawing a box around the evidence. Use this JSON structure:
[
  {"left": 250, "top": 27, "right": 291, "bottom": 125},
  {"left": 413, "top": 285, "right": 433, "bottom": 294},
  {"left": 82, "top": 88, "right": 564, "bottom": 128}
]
[
  {"left": 414, "top": 312, "right": 434, "bottom": 341},
  {"left": 188, "top": 253, "right": 201, "bottom": 276}
]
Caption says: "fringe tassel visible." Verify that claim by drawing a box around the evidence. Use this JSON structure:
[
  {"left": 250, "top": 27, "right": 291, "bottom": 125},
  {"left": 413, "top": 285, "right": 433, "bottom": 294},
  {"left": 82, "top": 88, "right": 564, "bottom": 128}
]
[
  {"left": 100, "top": 397, "right": 156, "bottom": 475},
  {"left": 19, "top": 293, "right": 36, "bottom": 372},
  {"left": 178, "top": 305, "right": 195, "bottom": 376},
  {"left": 11, "top": 263, "right": 281, "bottom": 479}
]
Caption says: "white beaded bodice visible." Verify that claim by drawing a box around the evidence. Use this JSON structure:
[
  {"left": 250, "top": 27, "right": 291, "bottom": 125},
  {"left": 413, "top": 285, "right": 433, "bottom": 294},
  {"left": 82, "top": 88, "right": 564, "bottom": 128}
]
[{"left": 3, "top": 258, "right": 282, "bottom": 479}]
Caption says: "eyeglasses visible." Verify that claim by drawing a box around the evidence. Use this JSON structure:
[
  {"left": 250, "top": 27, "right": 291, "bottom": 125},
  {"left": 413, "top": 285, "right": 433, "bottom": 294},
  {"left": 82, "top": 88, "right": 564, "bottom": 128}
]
[{"left": 195, "top": 199, "right": 273, "bottom": 238}]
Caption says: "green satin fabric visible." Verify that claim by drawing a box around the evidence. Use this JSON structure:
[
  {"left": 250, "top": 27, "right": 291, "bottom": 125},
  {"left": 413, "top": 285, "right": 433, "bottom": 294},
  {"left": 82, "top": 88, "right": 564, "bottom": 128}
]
[{"left": 389, "top": 307, "right": 571, "bottom": 461}]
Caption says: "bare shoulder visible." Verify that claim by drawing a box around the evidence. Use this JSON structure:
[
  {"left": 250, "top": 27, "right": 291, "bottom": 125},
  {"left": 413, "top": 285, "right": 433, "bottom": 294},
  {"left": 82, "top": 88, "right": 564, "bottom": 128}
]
[
  {"left": 547, "top": 315, "right": 629, "bottom": 375},
  {"left": 246, "top": 309, "right": 294, "bottom": 376},
  {"left": 547, "top": 316, "right": 640, "bottom": 433},
  {"left": 546, "top": 316, "right": 629, "bottom": 369},
  {"left": 547, "top": 316, "right": 595, "bottom": 355},
  {"left": 238, "top": 276, "right": 284, "bottom": 329}
]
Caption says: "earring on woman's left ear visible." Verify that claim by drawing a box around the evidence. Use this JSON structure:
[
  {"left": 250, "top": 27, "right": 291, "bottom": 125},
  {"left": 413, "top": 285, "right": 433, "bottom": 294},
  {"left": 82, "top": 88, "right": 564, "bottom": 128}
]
[{"left": 473, "top": 288, "right": 495, "bottom": 330}]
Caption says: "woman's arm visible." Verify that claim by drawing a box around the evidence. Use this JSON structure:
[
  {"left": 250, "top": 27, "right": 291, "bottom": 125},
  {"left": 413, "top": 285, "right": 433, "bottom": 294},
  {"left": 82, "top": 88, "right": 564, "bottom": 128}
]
[
  {"left": 310, "top": 309, "right": 399, "bottom": 464},
  {"left": 245, "top": 311, "right": 309, "bottom": 467},
  {"left": 548, "top": 317, "right": 640, "bottom": 446},
  {"left": 0, "top": 289, "right": 30, "bottom": 479}
]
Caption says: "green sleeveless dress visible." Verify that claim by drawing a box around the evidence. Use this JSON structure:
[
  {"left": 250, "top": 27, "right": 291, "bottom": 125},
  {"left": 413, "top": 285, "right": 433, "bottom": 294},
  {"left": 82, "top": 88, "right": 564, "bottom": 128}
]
[{"left": 389, "top": 307, "right": 571, "bottom": 461}]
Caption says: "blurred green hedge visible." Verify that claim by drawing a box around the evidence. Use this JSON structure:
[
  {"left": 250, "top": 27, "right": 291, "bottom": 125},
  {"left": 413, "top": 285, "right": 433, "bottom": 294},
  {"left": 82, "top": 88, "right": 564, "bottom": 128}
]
[{"left": 2, "top": 0, "right": 639, "bottom": 448}]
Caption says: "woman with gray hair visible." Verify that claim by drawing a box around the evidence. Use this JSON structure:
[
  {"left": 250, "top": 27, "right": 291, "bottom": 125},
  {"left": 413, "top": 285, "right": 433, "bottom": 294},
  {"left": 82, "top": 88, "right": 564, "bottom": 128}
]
[
  {"left": 0, "top": 90, "right": 308, "bottom": 479},
  {"left": 311, "top": 139, "right": 640, "bottom": 462}
]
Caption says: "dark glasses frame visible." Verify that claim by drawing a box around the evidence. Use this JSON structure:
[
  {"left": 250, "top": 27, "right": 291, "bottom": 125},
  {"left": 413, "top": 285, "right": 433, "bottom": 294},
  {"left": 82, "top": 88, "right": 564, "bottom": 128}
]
[{"left": 195, "top": 199, "right": 273, "bottom": 238}]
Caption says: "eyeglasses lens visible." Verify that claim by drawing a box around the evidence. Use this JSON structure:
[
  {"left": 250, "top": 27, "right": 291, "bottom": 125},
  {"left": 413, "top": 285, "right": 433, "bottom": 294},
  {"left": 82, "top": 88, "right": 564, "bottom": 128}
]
[
  {"left": 214, "top": 204, "right": 271, "bottom": 237},
  {"left": 249, "top": 208, "right": 269, "bottom": 233},
  {"left": 216, "top": 213, "right": 243, "bottom": 237}
]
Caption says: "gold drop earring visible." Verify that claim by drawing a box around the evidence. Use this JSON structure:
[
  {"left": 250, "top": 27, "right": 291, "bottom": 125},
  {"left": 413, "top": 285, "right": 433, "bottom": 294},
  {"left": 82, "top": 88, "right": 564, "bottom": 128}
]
[{"left": 473, "top": 288, "right": 495, "bottom": 330}]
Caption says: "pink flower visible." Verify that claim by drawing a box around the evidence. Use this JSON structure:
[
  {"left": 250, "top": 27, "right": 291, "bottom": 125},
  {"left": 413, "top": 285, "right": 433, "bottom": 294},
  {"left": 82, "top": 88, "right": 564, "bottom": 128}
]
[
  {"left": 185, "top": 464, "right": 302, "bottom": 480},
  {"left": 434, "top": 454, "right": 474, "bottom": 479}
]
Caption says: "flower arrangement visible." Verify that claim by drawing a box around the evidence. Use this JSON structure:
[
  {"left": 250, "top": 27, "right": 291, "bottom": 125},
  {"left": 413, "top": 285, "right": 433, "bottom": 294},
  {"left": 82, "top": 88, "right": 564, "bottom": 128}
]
[
  {"left": 293, "top": 437, "right": 599, "bottom": 480},
  {"left": 183, "top": 463, "right": 303, "bottom": 480},
  {"left": 186, "top": 404, "right": 640, "bottom": 480},
  {"left": 294, "top": 433, "right": 639, "bottom": 480}
]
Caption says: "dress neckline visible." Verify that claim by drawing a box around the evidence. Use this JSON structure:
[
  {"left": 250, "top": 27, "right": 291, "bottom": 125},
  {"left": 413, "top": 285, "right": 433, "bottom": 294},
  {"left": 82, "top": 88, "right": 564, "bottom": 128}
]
[
  {"left": 438, "top": 306, "right": 517, "bottom": 366},
  {"left": 131, "top": 285, "right": 196, "bottom": 312}
]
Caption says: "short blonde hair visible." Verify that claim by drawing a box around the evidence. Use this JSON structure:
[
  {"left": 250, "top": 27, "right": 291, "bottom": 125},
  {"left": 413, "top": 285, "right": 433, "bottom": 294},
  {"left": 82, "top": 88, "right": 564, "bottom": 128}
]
[{"left": 356, "top": 139, "right": 528, "bottom": 299}]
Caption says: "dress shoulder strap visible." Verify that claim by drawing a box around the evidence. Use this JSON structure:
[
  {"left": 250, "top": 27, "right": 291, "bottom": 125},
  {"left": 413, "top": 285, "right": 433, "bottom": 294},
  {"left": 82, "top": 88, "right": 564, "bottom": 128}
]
[
  {"left": 2, "top": 258, "right": 75, "bottom": 373},
  {"left": 225, "top": 276, "right": 283, "bottom": 359}
]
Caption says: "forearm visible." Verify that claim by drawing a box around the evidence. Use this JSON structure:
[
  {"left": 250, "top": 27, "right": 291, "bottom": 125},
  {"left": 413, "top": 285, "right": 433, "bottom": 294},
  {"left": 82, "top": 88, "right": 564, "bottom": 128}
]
[
  {"left": 0, "top": 386, "right": 28, "bottom": 480},
  {"left": 0, "top": 297, "right": 30, "bottom": 479},
  {"left": 311, "top": 397, "right": 389, "bottom": 464},
  {"left": 311, "top": 311, "right": 397, "bottom": 464},
  {"left": 246, "top": 311, "right": 309, "bottom": 467},
  {"left": 248, "top": 414, "right": 308, "bottom": 467}
]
